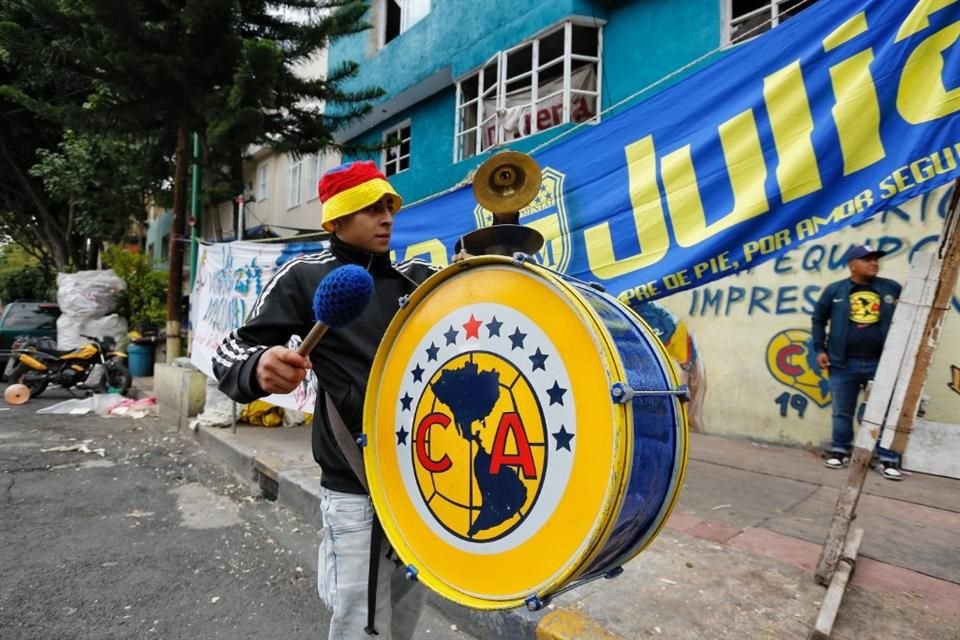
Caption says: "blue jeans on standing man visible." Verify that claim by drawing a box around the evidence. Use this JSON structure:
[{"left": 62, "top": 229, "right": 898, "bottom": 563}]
[{"left": 829, "top": 356, "right": 899, "bottom": 464}]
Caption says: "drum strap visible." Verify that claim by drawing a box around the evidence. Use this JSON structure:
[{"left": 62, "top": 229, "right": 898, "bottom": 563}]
[
  {"left": 364, "top": 518, "right": 384, "bottom": 636},
  {"left": 324, "top": 391, "right": 368, "bottom": 492},
  {"left": 323, "top": 392, "right": 381, "bottom": 636}
]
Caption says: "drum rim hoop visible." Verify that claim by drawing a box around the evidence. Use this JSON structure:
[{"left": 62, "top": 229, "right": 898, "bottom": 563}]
[{"left": 364, "top": 256, "right": 654, "bottom": 608}]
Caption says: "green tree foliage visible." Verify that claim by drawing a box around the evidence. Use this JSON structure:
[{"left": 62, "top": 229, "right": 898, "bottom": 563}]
[
  {"left": 101, "top": 245, "right": 166, "bottom": 329},
  {"left": 1, "top": 0, "right": 382, "bottom": 331},
  {"left": 29, "top": 130, "right": 158, "bottom": 264},
  {"left": 0, "top": 2, "right": 160, "bottom": 272},
  {"left": 0, "top": 244, "right": 55, "bottom": 303}
]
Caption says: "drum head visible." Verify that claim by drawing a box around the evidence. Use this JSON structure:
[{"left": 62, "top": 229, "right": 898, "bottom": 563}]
[{"left": 365, "top": 256, "right": 633, "bottom": 609}]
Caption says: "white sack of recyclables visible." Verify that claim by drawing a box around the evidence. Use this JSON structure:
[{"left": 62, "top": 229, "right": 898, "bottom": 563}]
[
  {"left": 56, "top": 269, "right": 125, "bottom": 318},
  {"left": 57, "top": 313, "right": 128, "bottom": 351}
]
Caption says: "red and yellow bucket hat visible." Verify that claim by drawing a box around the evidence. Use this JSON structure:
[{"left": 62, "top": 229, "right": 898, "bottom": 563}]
[{"left": 318, "top": 161, "right": 403, "bottom": 232}]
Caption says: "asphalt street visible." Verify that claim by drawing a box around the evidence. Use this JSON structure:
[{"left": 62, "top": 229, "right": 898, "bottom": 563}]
[{"left": 0, "top": 391, "right": 471, "bottom": 640}]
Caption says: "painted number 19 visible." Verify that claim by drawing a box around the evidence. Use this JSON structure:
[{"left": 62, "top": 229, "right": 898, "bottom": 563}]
[{"left": 775, "top": 392, "right": 808, "bottom": 418}]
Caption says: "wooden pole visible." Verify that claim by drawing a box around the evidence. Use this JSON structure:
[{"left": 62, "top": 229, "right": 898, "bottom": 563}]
[
  {"left": 166, "top": 126, "right": 189, "bottom": 361},
  {"left": 814, "top": 181, "right": 960, "bottom": 586},
  {"left": 810, "top": 528, "right": 864, "bottom": 640},
  {"left": 883, "top": 186, "right": 960, "bottom": 453}
]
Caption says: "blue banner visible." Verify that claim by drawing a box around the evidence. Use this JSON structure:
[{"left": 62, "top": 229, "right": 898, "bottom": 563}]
[{"left": 390, "top": 0, "right": 960, "bottom": 304}]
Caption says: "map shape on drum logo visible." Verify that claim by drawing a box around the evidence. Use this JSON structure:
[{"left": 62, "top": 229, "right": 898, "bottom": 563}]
[{"left": 395, "top": 305, "right": 576, "bottom": 551}]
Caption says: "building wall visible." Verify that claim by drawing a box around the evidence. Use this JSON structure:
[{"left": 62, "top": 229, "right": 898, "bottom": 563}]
[
  {"left": 335, "top": 1, "right": 598, "bottom": 101},
  {"left": 331, "top": 0, "right": 726, "bottom": 203},
  {"left": 600, "top": 0, "right": 722, "bottom": 110},
  {"left": 145, "top": 209, "right": 173, "bottom": 265},
  {"left": 652, "top": 185, "right": 960, "bottom": 470}
]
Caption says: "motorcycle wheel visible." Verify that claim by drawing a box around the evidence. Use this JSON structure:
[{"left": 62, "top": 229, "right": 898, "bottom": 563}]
[
  {"left": 106, "top": 359, "right": 133, "bottom": 394},
  {"left": 8, "top": 363, "right": 48, "bottom": 398}
]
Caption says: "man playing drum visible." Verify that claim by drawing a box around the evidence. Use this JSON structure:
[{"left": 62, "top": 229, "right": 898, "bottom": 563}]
[{"left": 212, "top": 160, "right": 437, "bottom": 639}]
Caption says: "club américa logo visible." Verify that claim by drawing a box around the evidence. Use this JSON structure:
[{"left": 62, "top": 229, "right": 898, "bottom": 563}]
[{"left": 394, "top": 302, "right": 576, "bottom": 553}]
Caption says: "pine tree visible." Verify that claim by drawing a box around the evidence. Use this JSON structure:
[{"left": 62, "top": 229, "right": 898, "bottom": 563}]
[{"left": 1, "top": 0, "right": 382, "bottom": 354}]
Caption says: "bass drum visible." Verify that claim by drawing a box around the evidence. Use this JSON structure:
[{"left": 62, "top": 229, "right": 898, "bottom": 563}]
[{"left": 364, "top": 255, "right": 688, "bottom": 610}]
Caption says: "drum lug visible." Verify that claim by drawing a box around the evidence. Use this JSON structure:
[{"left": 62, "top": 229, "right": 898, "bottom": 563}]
[
  {"left": 611, "top": 382, "right": 690, "bottom": 403},
  {"left": 511, "top": 252, "right": 531, "bottom": 266},
  {"left": 356, "top": 434, "right": 368, "bottom": 447},
  {"left": 398, "top": 294, "right": 410, "bottom": 309},
  {"left": 611, "top": 382, "right": 633, "bottom": 404},
  {"left": 404, "top": 564, "right": 419, "bottom": 581},
  {"left": 524, "top": 594, "right": 547, "bottom": 611}
]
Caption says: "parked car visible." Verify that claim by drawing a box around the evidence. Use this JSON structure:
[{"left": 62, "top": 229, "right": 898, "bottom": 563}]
[{"left": 0, "top": 300, "right": 60, "bottom": 379}]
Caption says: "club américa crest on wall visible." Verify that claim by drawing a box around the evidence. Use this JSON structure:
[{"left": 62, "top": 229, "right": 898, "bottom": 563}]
[{"left": 392, "top": 302, "right": 576, "bottom": 553}]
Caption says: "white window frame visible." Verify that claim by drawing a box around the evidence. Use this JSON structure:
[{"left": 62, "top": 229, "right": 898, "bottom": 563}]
[
  {"left": 382, "top": 121, "right": 411, "bottom": 177},
  {"left": 723, "top": 0, "right": 817, "bottom": 46},
  {"left": 453, "top": 19, "right": 603, "bottom": 162},
  {"left": 306, "top": 153, "right": 324, "bottom": 201},
  {"left": 256, "top": 162, "right": 269, "bottom": 201},
  {"left": 287, "top": 157, "right": 303, "bottom": 209},
  {"left": 378, "top": 0, "right": 431, "bottom": 49}
]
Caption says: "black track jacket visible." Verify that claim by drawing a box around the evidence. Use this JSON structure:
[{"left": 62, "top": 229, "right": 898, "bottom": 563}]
[{"left": 212, "top": 234, "right": 438, "bottom": 494}]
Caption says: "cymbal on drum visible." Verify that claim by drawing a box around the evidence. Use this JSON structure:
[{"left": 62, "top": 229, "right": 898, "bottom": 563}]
[
  {"left": 473, "top": 150, "right": 542, "bottom": 216},
  {"left": 465, "top": 150, "right": 545, "bottom": 256}
]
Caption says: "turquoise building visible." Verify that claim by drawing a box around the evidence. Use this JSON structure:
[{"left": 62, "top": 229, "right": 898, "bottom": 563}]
[
  {"left": 145, "top": 209, "right": 173, "bottom": 267},
  {"left": 329, "top": 0, "right": 808, "bottom": 203}
]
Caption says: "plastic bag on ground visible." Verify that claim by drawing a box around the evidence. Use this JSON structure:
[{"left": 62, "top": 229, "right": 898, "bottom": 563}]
[
  {"left": 36, "top": 394, "right": 125, "bottom": 416},
  {"left": 240, "top": 399, "right": 284, "bottom": 427}
]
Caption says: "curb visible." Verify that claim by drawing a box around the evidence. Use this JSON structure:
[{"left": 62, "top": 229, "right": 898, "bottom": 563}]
[{"left": 194, "top": 425, "right": 258, "bottom": 490}]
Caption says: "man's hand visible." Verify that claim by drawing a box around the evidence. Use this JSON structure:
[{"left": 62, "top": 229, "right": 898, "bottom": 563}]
[
  {"left": 256, "top": 346, "right": 311, "bottom": 394},
  {"left": 816, "top": 352, "right": 830, "bottom": 370}
]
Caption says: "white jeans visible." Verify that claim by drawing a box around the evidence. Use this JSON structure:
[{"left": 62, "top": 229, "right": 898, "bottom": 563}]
[{"left": 317, "top": 487, "right": 426, "bottom": 640}]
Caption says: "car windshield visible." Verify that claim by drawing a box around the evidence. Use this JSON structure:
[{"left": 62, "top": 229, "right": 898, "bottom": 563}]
[{"left": 6, "top": 304, "right": 58, "bottom": 330}]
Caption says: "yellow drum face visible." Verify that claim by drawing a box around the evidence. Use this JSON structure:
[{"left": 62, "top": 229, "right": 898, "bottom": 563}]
[{"left": 365, "top": 261, "right": 628, "bottom": 609}]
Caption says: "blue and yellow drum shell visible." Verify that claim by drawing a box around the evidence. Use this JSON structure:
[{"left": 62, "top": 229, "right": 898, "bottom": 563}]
[{"left": 364, "top": 255, "right": 688, "bottom": 609}]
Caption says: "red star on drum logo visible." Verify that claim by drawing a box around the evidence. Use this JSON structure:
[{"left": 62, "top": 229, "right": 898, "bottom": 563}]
[{"left": 462, "top": 313, "right": 482, "bottom": 340}]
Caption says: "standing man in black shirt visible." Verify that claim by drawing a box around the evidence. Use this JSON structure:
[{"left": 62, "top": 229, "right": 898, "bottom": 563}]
[{"left": 812, "top": 244, "right": 903, "bottom": 480}]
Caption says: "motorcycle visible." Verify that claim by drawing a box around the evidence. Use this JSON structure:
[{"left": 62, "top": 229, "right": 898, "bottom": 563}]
[{"left": 5, "top": 334, "right": 132, "bottom": 397}]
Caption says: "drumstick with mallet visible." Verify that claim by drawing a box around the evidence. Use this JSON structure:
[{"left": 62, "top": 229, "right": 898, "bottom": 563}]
[{"left": 297, "top": 264, "right": 375, "bottom": 356}]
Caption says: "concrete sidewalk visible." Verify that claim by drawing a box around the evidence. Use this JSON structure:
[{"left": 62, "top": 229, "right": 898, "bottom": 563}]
[{"left": 189, "top": 416, "right": 960, "bottom": 639}]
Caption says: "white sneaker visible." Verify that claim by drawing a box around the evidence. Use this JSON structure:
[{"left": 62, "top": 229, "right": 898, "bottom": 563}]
[
  {"left": 824, "top": 456, "right": 849, "bottom": 469},
  {"left": 880, "top": 462, "right": 903, "bottom": 481}
]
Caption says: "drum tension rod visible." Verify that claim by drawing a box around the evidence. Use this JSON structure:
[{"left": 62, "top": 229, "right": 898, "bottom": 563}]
[
  {"left": 524, "top": 567, "right": 625, "bottom": 611},
  {"left": 610, "top": 382, "right": 690, "bottom": 404}
]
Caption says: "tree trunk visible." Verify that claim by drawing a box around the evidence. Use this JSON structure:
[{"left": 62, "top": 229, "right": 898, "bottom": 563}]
[
  {"left": 0, "top": 136, "right": 70, "bottom": 271},
  {"left": 166, "top": 126, "right": 189, "bottom": 359}
]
